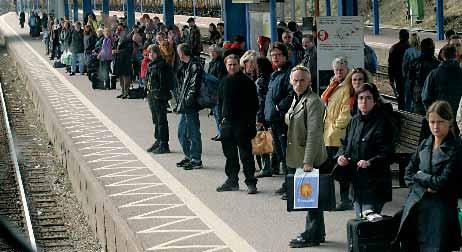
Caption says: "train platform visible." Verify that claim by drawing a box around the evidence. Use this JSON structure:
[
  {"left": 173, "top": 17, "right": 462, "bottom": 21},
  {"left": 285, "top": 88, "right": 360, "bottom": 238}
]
[{"left": 0, "top": 11, "right": 409, "bottom": 252}]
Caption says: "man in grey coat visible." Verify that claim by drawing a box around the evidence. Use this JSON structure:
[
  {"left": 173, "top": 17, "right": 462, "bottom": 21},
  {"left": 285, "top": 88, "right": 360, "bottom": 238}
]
[
  {"left": 69, "top": 22, "right": 84, "bottom": 76},
  {"left": 286, "top": 65, "right": 328, "bottom": 248}
]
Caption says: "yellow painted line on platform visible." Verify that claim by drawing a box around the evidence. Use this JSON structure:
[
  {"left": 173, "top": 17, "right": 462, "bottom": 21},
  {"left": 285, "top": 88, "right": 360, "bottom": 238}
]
[{"left": 0, "top": 12, "right": 256, "bottom": 252}]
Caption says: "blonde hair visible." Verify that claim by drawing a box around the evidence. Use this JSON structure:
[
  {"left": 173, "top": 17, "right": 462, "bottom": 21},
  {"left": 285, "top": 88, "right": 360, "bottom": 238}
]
[
  {"left": 240, "top": 50, "right": 257, "bottom": 68},
  {"left": 159, "top": 41, "right": 175, "bottom": 67},
  {"left": 409, "top": 33, "right": 421, "bottom": 50}
]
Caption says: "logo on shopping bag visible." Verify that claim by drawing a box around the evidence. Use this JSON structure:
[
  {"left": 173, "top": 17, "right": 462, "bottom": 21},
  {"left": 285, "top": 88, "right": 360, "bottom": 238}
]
[
  {"left": 300, "top": 183, "right": 313, "bottom": 198},
  {"left": 293, "top": 169, "right": 319, "bottom": 209}
]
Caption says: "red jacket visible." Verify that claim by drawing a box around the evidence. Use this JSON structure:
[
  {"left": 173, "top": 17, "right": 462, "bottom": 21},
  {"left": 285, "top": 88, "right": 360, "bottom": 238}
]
[{"left": 140, "top": 49, "right": 150, "bottom": 79}]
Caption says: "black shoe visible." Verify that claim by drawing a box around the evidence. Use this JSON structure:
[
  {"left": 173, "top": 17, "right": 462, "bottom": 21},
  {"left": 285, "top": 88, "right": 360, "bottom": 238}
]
[
  {"left": 183, "top": 160, "right": 202, "bottom": 170},
  {"left": 275, "top": 186, "right": 286, "bottom": 195},
  {"left": 122, "top": 94, "right": 128, "bottom": 99},
  {"left": 247, "top": 185, "right": 258, "bottom": 194},
  {"left": 116, "top": 94, "right": 124, "bottom": 98},
  {"left": 152, "top": 146, "right": 170, "bottom": 154},
  {"left": 211, "top": 135, "right": 219, "bottom": 141},
  {"left": 176, "top": 158, "right": 190, "bottom": 167},
  {"left": 289, "top": 236, "right": 320, "bottom": 248},
  {"left": 334, "top": 202, "right": 354, "bottom": 211},
  {"left": 69, "top": 72, "right": 75, "bottom": 76},
  {"left": 281, "top": 193, "right": 287, "bottom": 200},
  {"left": 216, "top": 183, "right": 239, "bottom": 192},
  {"left": 255, "top": 172, "right": 272, "bottom": 178},
  {"left": 146, "top": 142, "right": 160, "bottom": 152}
]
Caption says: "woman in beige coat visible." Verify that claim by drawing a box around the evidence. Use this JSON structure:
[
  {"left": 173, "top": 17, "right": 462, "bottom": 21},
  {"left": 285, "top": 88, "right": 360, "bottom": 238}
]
[
  {"left": 286, "top": 65, "right": 328, "bottom": 248},
  {"left": 321, "top": 57, "right": 354, "bottom": 211}
]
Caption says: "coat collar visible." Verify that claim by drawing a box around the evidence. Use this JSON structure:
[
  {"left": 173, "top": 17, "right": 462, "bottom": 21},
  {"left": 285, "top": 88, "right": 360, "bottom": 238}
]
[{"left": 292, "top": 89, "right": 311, "bottom": 115}]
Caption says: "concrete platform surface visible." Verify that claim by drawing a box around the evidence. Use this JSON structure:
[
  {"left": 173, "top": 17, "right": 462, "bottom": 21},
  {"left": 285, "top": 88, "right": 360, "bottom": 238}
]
[{"left": 1, "top": 12, "right": 409, "bottom": 252}]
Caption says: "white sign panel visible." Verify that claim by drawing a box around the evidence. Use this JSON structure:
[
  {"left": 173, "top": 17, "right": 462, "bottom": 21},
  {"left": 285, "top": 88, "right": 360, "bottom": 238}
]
[{"left": 316, "top": 16, "right": 364, "bottom": 70}]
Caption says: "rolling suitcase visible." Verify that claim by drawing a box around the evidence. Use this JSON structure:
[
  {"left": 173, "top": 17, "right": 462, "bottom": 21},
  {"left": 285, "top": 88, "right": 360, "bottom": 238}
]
[{"left": 346, "top": 215, "right": 399, "bottom": 252}]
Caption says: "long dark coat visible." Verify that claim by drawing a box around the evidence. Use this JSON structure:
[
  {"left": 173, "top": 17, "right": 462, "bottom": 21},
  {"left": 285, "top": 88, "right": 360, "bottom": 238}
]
[
  {"left": 396, "top": 135, "right": 462, "bottom": 251},
  {"left": 335, "top": 106, "right": 394, "bottom": 203},
  {"left": 112, "top": 36, "right": 133, "bottom": 77}
]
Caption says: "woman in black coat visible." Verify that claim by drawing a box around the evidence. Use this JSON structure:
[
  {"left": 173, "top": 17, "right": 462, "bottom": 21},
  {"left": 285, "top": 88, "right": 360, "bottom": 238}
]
[
  {"left": 396, "top": 100, "right": 462, "bottom": 252},
  {"left": 336, "top": 83, "right": 394, "bottom": 218},
  {"left": 113, "top": 24, "right": 134, "bottom": 99}
]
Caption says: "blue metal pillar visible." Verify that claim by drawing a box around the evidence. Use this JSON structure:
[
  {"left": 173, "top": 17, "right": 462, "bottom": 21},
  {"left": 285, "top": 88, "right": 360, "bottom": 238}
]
[
  {"left": 269, "top": 0, "right": 277, "bottom": 42},
  {"left": 245, "top": 4, "right": 251, "bottom": 50},
  {"left": 64, "top": 0, "right": 69, "bottom": 18},
  {"left": 73, "top": 0, "right": 78, "bottom": 21},
  {"left": 436, "top": 0, "right": 444, "bottom": 40},
  {"left": 127, "top": 0, "right": 135, "bottom": 29},
  {"left": 83, "top": 0, "right": 92, "bottom": 17},
  {"left": 372, "top": 0, "right": 379, "bottom": 35},
  {"left": 102, "top": 0, "right": 109, "bottom": 15},
  {"left": 163, "top": 0, "right": 174, "bottom": 26},
  {"left": 325, "top": 0, "right": 331, "bottom": 16},
  {"left": 338, "top": 0, "right": 357, "bottom": 16},
  {"left": 223, "top": 0, "right": 247, "bottom": 42}
]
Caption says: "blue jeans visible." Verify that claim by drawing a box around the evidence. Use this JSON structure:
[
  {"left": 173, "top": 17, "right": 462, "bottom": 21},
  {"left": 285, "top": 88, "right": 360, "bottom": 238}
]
[
  {"left": 178, "top": 112, "right": 202, "bottom": 162},
  {"left": 212, "top": 104, "right": 221, "bottom": 137},
  {"left": 71, "top": 52, "right": 84, "bottom": 73},
  {"left": 354, "top": 200, "right": 385, "bottom": 219}
]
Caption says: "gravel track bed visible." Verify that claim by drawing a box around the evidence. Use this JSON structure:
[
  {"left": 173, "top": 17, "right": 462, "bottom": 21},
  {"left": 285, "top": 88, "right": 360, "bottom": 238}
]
[{"left": 0, "top": 46, "right": 102, "bottom": 252}]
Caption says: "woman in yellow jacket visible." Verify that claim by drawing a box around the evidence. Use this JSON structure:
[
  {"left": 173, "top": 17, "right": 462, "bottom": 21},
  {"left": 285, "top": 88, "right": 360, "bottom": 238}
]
[{"left": 321, "top": 57, "right": 354, "bottom": 211}]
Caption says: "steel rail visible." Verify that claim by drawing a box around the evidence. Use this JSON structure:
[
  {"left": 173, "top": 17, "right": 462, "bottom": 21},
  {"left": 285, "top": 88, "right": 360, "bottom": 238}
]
[{"left": 0, "top": 76, "right": 37, "bottom": 252}]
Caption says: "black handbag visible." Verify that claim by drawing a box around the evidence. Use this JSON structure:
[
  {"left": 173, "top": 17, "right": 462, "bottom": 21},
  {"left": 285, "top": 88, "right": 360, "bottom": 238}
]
[{"left": 286, "top": 170, "right": 336, "bottom": 212}]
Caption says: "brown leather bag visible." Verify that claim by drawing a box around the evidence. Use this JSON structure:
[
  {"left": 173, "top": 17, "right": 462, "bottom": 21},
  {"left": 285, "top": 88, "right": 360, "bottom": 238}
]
[{"left": 251, "top": 130, "right": 274, "bottom": 155}]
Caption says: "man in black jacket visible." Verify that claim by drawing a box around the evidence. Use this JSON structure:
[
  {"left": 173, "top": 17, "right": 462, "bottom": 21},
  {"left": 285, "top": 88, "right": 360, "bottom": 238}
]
[
  {"left": 175, "top": 44, "right": 204, "bottom": 170},
  {"left": 265, "top": 42, "right": 294, "bottom": 197},
  {"left": 69, "top": 22, "right": 84, "bottom": 76},
  {"left": 146, "top": 45, "right": 173, "bottom": 154},
  {"left": 216, "top": 54, "right": 259, "bottom": 194},
  {"left": 408, "top": 38, "right": 440, "bottom": 115},
  {"left": 422, "top": 45, "right": 462, "bottom": 136}
]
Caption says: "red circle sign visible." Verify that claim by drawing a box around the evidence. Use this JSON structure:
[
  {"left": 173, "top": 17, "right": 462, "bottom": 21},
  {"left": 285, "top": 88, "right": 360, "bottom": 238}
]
[{"left": 317, "top": 30, "right": 329, "bottom": 41}]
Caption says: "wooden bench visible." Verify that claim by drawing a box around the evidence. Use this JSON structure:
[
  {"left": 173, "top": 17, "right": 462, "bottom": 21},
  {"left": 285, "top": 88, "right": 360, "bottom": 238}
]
[{"left": 392, "top": 110, "right": 425, "bottom": 188}]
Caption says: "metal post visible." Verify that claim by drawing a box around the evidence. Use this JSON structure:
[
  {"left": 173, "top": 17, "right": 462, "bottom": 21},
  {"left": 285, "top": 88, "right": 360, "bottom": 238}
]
[
  {"left": 325, "top": 0, "right": 330, "bottom": 16},
  {"left": 83, "top": 0, "right": 92, "bottom": 17},
  {"left": 246, "top": 4, "right": 251, "bottom": 50},
  {"left": 93, "top": 0, "right": 96, "bottom": 10},
  {"left": 372, "top": 0, "right": 379, "bottom": 35},
  {"left": 301, "top": 0, "right": 306, "bottom": 18},
  {"left": 269, "top": 0, "right": 277, "bottom": 42},
  {"left": 127, "top": 0, "right": 135, "bottom": 28},
  {"left": 436, "top": 0, "right": 444, "bottom": 40},
  {"left": 337, "top": 0, "right": 343, "bottom": 16},
  {"left": 314, "top": 0, "right": 319, "bottom": 16},
  {"left": 163, "top": 0, "right": 173, "bottom": 26},
  {"left": 193, "top": 0, "right": 196, "bottom": 17},
  {"left": 102, "top": 0, "right": 109, "bottom": 15},
  {"left": 280, "top": 2, "right": 284, "bottom": 22},
  {"left": 290, "top": 0, "right": 295, "bottom": 21},
  {"left": 64, "top": 0, "right": 69, "bottom": 18},
  {"left": 73, "top": 0, "right": 78, "bottom": 21},
  {"left": 223, "top": 0, "right": 247, "bottom": 41},
  {"left": 140, "top": 0, "right": 143, "bottom": 13}
]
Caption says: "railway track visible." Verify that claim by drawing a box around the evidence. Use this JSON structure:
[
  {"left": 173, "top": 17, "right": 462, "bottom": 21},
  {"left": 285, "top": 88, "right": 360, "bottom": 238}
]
[{"left": 0, "top": 64, "right": 72, "bottom": 251}]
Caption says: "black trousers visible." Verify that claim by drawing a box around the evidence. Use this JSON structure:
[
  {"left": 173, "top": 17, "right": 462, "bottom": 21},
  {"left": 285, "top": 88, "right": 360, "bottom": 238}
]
[
  {"left": 147, "top": 95, "right": 169, "bottom": 146},
  {"left": 301, "top": 209, "right": 325, "bottom": 242},
  {"left": 221, "top": 136, "right": 257, "bottom": 186}
]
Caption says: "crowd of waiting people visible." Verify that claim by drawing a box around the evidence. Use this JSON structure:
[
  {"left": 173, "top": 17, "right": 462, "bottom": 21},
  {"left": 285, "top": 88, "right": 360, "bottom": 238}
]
[{"left": 22, "top": 10, "right": 462, "bottom": 250}]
